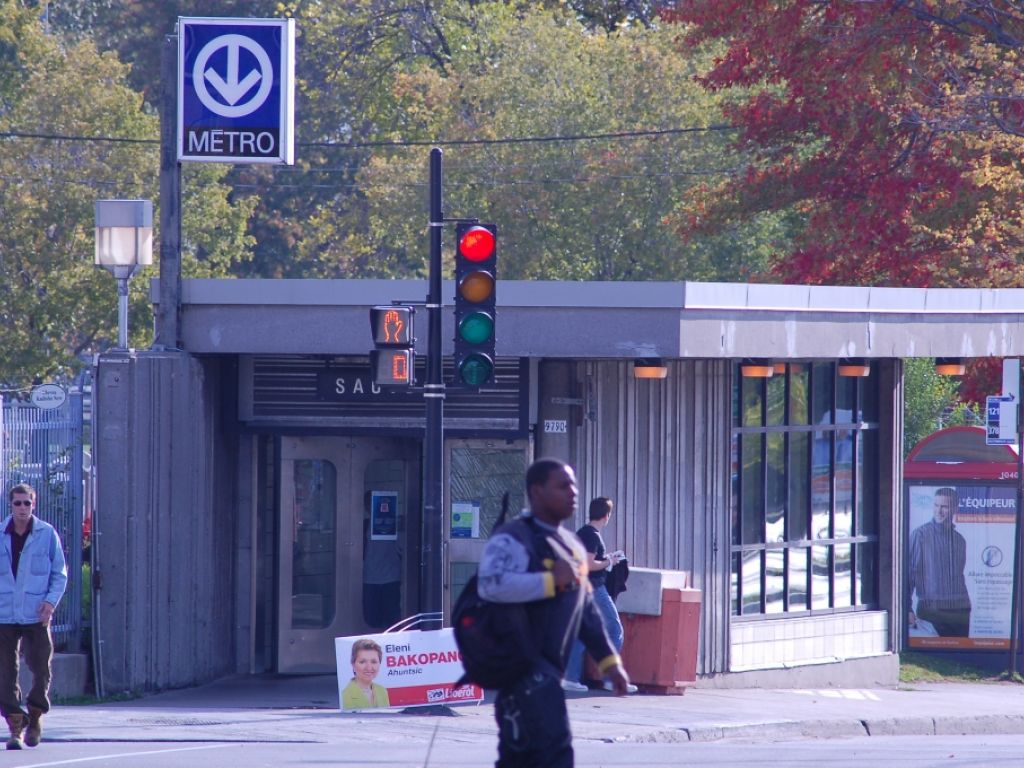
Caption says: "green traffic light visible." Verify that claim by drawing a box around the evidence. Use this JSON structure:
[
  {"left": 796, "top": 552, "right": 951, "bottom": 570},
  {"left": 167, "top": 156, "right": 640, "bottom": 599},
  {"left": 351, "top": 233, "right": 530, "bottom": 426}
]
[
  {"left": 458, "top": 312, "right": 494, "bottom": 345},
  {"left": 459, "top": 353, "right": 494, "bottom": 386}
]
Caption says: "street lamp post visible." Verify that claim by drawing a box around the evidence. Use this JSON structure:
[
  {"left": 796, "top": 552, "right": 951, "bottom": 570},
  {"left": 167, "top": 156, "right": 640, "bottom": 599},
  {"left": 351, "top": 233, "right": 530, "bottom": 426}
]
[{"left": 94, "top": 200, "right": 153, "bottom": 349}]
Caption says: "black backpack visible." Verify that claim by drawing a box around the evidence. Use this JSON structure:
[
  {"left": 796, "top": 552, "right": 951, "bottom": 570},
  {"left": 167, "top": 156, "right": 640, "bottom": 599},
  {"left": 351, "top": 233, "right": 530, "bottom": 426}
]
[{"left": 452, "top": 497, "right": 542, "bottom": 690}]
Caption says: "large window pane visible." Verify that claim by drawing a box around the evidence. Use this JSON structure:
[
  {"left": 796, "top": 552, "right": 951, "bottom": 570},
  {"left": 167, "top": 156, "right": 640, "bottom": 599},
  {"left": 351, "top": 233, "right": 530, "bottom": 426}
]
[
  {"left": 765, "top": 548, "right": 785, "bottom": 614},
  {"left": 789, "top": 364, "right": 810, "bottom": 425},
  {"left": 742, "top": 375, "right": 764, "bottom": 427},
  {"left": 741, "top": 550, "right": 762, "bottom": 615},
  {"left": 731, "top": 552, "right": 740, "bottom": 615},
  {"left": 789, "top": 432, "right": 810, "bottom": 541},
  {"left": 812, "top": 362, "right": 834, "bottom": 425},
  {"left": 836, "top": 373, "right": 855, "bottom": 423},
  {"left": 788, "top": 547, "right": 809, "bottom": 611},
  {"left": 834, "top": 429, "right": 854, "bottom": 538},
  {"left": 834, "top": 543, "right": 852, "bottom": 608},
  {"left": 812, "top": 544, "right": 831, "bottom": 610},
  {"left": 730, "top": 359, "right": 880, "bottom": 618},
  {"left": 732, "top": 371, "right": 740, "bottom": 425},
  {"left": 811, "top": 431, "right": 832, "bottom": 539},
  {"left": 856, "top": 543, "right": 878, "bottom": 605},
  {"left": 731, "top": 434, "right": 740, "bottom": 546},
  {"left": 767, "top": 373, "right": 786, "bottom": 426},
  {"left": 856, "top": 430, "right": 879, "bottom": 536},
  {"left": 766, "top": 434, "right": 785, "bottom": 543},
  {"left": 859, "top": 370, "right": 879, "bottom": 422},
  {"left": 291, "top": 459, "right": 337, "bottom": 629},
  {"left": 451, "top": 447, "right": 526, "bottom": 539},
  {"left": 741, "top": 434, "right": 765, "bottom": 545}
]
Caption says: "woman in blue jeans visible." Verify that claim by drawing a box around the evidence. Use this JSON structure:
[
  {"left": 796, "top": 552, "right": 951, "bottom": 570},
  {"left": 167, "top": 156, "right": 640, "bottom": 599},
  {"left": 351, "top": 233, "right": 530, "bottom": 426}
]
[{"left": 563, "top": 497, "right": 636, "bottom": 693}]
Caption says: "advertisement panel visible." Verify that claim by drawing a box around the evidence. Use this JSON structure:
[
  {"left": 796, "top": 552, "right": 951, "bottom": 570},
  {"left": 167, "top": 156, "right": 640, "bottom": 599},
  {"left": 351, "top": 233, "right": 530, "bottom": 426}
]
[
  {"left": 370, "top": 491, "right": 399, "bottom": 541},
  {"left": 450, "top": 501, "right": 481, "bottom": 538},
  {"left": 335, "top": 630, "right": 483, "bottom": 711},
  {"left": 907, "top": 483, "right": 1017, "bottom": 650}
]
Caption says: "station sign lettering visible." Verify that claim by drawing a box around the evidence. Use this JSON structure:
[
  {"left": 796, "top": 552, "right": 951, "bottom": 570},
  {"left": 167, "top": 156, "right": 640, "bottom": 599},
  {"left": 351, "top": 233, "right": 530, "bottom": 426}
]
[{"left": 178, "top": 17, "right": 295, "bottom": 164}]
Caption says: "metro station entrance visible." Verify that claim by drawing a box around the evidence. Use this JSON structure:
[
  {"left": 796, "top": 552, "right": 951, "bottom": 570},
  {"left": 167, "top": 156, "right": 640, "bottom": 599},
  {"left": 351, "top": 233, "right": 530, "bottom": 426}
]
[{"left": 276, "top": 435, "right": 421, "bottom": 674}]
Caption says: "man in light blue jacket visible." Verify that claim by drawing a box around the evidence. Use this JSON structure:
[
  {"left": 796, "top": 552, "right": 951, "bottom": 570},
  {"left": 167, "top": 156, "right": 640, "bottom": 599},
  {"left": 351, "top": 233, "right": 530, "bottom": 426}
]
[{"left": 0, "top": 484, "right": 67, "bottom": 750}]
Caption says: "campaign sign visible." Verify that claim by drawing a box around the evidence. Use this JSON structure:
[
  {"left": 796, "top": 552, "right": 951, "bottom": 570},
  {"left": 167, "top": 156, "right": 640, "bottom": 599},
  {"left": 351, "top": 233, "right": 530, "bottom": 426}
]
[
  {"left": 336, "top": 629, "right": 483, "bottom": 711},
  {"left": 178, "top": 17, "right": 295, "bottom": 163}
]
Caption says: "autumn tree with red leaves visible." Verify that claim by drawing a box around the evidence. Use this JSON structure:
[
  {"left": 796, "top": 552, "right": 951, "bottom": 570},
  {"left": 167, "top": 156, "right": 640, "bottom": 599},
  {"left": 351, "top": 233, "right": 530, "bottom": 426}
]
[{"left": 664, "top": 1, "right": 1024, "bottom": 288}]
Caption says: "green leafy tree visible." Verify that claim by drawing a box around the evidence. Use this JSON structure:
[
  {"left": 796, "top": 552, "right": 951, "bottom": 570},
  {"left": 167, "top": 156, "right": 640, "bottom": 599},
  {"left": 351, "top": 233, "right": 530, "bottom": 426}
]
[
  {"left": 903, "top": 358, "right": 981, "bottom": 458},
  {"left": 40, "top": 0, "right": 283, "bottom": 98},
  {"left": 296, "top": 3, "right": 773, "bottom": 281},
  {"left": 36, "top": 1, "right": 788, "bottom": 284},
  {"left": 0, "top": 1, "right": 254, "bottom": 386}
]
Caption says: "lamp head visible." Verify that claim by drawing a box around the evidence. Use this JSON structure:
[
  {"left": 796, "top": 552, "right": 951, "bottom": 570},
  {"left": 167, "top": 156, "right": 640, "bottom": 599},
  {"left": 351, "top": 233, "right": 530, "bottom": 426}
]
[
  {"left": 838, "top": 358, "right": 871, "bottom": 377},
  {"left": 634, "top": 358, "right": 668, "bottom": 379},
  {"left": 95, "top": 199, "right": 153, "bottom": 272},
  {"left": 740, "top": 359, "right": 774, "bottom": 378}
]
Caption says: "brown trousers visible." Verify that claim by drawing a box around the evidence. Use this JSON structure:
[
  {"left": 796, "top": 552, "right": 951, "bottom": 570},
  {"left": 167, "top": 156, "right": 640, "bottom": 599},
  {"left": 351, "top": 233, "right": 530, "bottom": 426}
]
[{"left": 0, "top": 623, "right": 53, "bottom": 717}]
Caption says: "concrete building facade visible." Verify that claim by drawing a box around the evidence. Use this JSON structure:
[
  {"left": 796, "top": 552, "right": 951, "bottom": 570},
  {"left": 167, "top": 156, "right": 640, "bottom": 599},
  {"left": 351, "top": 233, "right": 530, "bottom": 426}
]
[{"left": 92, "top": 279, "right": 1024, "bottom": 693}]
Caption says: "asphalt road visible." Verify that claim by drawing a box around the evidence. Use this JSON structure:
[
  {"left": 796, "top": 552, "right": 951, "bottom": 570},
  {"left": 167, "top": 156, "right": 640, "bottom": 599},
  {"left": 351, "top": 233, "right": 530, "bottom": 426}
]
[{"left": 3, "top": 734, "right": 1024, "bottom": 768}]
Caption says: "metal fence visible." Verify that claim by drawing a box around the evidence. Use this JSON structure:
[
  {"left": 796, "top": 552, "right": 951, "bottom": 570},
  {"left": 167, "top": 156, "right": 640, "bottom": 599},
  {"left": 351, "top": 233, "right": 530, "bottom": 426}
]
[{"left": 0, "top": 383, "right": 87, "bottom": 651}]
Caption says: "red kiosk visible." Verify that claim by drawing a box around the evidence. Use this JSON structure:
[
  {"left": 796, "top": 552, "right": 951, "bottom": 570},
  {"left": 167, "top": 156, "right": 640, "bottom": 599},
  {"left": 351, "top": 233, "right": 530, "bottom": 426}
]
[{"left": 904, "top": 426, "right": 1019, "bottom": 651}]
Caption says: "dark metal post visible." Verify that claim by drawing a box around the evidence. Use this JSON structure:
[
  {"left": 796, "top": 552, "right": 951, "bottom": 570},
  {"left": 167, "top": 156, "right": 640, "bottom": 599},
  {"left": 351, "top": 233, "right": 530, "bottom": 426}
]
[
  {"left": 157, "top": 33, "right": 181, "bottom": 349},
  {"left": 1010, "top": 360, "right": 1024, "bottom": 676},
  {"left": 421, "top": 148, "right": 445, "bottom": 627}
]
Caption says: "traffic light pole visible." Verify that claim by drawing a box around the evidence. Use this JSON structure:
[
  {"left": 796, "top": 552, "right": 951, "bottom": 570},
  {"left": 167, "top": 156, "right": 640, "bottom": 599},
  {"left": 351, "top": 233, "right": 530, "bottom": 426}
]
[{"left": 422, "top": 147, "right": 445, "bottom": 628}]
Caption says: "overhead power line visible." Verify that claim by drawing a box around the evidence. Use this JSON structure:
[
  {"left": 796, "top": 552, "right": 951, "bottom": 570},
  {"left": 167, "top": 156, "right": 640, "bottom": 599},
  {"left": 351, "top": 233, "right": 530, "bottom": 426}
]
[
  {"left": 0, "top": 123, "right": 736, "bottom": 149},
  {"left": 0, "top": 131, "right": 157, "bottom": 145},
  {"left": 304, "top": 124, "right": 737, "bottom": 147}
]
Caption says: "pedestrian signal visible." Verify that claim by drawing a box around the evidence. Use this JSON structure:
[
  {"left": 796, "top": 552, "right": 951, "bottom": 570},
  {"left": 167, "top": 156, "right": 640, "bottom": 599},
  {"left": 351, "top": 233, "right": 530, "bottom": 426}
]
[{"left": 369, "top": 305, "right": 414, "bottom": 386}]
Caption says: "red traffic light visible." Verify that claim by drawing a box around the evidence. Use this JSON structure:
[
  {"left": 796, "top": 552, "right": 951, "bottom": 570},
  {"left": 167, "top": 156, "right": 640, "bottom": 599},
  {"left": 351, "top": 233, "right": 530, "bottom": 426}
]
[{"left": 457, "top": 226, "right": 495, "bottom": 263}]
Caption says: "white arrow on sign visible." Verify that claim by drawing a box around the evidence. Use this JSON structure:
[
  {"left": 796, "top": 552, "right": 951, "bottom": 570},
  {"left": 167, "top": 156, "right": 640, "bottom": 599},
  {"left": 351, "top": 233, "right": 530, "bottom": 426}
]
[{"left": 193, "top": 34, "right": 273, "bottom": 118}]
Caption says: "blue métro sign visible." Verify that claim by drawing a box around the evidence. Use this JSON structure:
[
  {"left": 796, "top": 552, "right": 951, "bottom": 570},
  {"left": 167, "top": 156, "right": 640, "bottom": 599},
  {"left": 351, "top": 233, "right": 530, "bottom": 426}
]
[{"left": 178, "top": 17, "right": 295, "bottom": 164}]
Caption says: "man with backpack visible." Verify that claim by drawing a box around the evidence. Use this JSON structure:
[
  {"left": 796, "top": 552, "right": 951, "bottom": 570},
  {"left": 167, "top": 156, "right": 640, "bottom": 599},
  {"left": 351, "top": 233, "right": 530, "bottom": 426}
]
[{"left": 476, "top": 458, "right": 631, "bottom": 767}]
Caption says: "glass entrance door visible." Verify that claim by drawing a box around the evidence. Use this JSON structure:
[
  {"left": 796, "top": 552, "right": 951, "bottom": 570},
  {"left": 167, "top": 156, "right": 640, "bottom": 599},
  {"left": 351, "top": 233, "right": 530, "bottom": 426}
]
[
  {"left": 277, "top": 436, "right": 418, "bottom": 674},
  {"left": 446, "top": 440, "right": 529, "bottom": 613}
]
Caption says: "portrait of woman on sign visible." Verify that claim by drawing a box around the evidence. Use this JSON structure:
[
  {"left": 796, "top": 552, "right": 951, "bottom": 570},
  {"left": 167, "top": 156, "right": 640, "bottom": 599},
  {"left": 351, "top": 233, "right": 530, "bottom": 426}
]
[{"left": 341, "top": 638, "right": 391, "bottom": 710}]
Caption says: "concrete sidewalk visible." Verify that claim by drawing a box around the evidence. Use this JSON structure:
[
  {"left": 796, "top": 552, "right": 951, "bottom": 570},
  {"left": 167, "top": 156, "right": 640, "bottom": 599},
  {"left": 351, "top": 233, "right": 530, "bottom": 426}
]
[{"left": 41, "top": 675, "right": 1024, "bottom": 747}]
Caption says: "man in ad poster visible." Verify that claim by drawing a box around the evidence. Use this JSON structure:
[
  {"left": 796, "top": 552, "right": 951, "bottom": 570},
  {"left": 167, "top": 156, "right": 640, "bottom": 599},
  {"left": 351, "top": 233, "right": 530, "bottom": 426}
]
[
  {"left": 907, "top": 484, "right": 1016, "bottom": 649},
  {"left": 908, "top": 487, "right": 971, "bottom": 637}
]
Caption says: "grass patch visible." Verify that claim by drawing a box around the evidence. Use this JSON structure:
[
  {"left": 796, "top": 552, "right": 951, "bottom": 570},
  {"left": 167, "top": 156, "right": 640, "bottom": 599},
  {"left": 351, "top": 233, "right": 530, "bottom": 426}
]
[
  {"left": 899, "top": 652, "right": 1006, "bottom": 684},
  {"left": 55, "top": 691, "right": 141, "bottom": 706}
]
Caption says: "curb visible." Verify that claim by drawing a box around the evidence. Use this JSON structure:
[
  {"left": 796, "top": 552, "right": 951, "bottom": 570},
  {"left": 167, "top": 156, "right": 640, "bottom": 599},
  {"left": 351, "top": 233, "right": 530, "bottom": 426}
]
[{"left": 614, "top": 714, "right": 1024, "bottom": 744}]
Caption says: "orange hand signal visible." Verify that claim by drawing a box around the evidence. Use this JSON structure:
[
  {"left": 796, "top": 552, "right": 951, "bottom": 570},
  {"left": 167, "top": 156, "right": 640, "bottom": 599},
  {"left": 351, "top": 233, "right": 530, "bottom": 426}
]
[{"left": 384, "top": 310, "right": 405, "bottom": 343}]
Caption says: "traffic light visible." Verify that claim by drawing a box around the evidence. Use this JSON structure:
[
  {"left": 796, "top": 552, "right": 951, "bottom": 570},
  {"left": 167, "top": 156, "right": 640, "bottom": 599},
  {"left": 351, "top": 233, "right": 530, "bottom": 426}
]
[
  {"left": 370, "top": 305, "right": 414, "bottom": 386},
  {"left": 453, "top": 222, "right": 497, "bottom": 387}
]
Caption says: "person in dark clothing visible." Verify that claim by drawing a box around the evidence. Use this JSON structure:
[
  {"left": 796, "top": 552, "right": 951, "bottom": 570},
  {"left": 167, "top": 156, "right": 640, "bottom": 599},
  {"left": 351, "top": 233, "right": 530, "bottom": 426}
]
[
  {"left": 908, "top": 487, "right": 971, "bottom": 637},
  {"left": 477, "top": 459, "right": 631, "bottom": 768},
  {"left": 564, "top": 497, "right": 635, "bottom": 693}
]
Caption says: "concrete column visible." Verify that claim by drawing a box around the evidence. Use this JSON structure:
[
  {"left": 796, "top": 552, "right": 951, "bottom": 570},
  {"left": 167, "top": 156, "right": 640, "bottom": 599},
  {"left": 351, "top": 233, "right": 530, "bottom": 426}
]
[{"left": 94, "top": 351, "right": 234, "bottom": 693}]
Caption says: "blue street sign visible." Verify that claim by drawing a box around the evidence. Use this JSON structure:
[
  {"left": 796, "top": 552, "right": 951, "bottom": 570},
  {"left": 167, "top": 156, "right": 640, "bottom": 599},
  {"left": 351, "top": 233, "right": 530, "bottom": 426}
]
[
  {"left": 987, "top": 394, "right": 1017, "bottom": 446},
  {"left": 178, "top": 17, "right": 295, "bottom": 164}
]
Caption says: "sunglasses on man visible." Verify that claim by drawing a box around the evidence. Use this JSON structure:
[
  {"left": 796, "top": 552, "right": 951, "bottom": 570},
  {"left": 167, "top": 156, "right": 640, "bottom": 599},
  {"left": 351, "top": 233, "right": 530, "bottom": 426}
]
[{"left": 10, "top": 501, "right": 32, "bottom": 507}]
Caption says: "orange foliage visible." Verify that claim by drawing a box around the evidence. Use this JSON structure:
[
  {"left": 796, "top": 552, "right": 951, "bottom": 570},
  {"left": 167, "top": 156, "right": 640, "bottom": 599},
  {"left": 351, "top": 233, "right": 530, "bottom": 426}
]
[{"left": 665, "top": 1, "right": 1024, "bottom": 288}]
